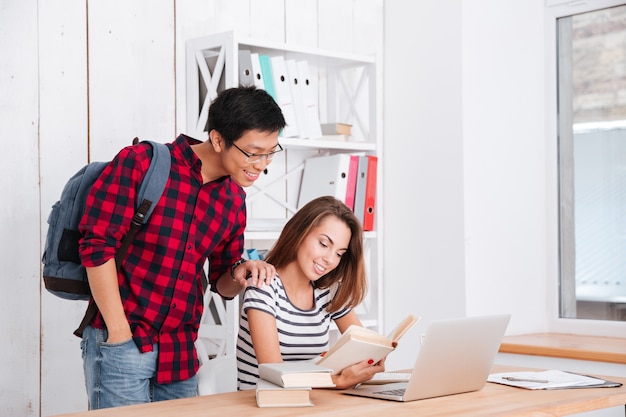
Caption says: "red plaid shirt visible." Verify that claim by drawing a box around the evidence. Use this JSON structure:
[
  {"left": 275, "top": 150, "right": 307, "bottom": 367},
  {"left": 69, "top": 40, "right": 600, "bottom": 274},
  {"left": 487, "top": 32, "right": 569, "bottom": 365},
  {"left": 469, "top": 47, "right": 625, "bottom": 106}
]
[{"left": 79, "top": 134, "right": 246, "bottom": 384}]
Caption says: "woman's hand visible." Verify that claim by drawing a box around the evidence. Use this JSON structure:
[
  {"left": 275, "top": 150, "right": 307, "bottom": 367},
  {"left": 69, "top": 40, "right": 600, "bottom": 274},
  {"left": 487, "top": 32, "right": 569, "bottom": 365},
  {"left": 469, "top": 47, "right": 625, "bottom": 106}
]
[{"left": 331, "top": 357, "right": 386, "bottom": 390}]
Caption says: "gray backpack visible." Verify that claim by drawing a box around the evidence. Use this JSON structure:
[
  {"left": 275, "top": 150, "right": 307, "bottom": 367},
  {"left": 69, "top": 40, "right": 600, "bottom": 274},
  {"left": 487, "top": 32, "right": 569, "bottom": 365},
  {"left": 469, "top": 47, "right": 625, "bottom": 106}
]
[{"left": 41, "top": 139, "right": 170, "bottom": 336}]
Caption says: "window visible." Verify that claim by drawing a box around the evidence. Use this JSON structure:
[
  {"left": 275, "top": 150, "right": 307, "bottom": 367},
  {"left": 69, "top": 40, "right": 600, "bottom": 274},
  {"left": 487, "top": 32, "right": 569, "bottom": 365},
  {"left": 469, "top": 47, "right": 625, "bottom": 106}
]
[{"left": 557, "top": 2, "right": 626, "bottom": 322}]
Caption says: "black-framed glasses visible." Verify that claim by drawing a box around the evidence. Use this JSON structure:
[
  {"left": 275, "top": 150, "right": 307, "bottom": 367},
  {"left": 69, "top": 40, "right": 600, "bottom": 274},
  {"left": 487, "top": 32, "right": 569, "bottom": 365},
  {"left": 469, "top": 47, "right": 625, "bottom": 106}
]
[{"left": 231, "top": 142, "right": 283, "bottom": 163}]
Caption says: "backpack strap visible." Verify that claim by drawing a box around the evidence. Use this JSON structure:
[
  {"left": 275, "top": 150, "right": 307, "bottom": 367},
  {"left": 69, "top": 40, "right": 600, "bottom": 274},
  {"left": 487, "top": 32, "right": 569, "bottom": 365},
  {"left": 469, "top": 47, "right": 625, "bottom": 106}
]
[
  {"left": 136, "top": 141, "right": 171, "bottom": 223},
  {"left": 73, "top": 141, "right": 171, "bottom": 338},
  {"left": 114, "top": 141, "right": 171, "bottom": 266}
]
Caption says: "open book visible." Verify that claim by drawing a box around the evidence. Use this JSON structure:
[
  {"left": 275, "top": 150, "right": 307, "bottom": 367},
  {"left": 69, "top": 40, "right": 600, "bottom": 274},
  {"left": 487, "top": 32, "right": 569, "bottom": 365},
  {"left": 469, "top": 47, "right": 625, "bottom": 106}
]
[{"left": 315, "top": 314, "right": 420, "bottom": 373}]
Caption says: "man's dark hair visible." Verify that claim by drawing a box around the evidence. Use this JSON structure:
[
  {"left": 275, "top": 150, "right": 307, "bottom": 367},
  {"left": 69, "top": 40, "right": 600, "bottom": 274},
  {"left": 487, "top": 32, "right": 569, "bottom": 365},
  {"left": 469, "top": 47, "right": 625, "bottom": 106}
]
[{"left": 206, "top": 86, "right": 286, "bottom": 145}]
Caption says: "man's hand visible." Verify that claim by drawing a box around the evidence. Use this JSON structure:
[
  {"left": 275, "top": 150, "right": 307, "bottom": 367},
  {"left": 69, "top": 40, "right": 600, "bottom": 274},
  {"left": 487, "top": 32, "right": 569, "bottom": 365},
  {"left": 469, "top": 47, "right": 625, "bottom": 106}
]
[{"left": 232, "top": 259, "right": 276, "bottom": 287}]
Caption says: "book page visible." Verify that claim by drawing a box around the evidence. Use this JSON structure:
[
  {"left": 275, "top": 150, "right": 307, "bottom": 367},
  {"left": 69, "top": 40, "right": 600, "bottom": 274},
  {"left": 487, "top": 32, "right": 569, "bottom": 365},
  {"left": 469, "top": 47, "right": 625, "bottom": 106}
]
[
  {"left": 317, "top": 315, "right": 419, "bottom": 373},
  {"left": 386, "top": 315, "right": 420, "bottom": 343},
  {"left": 322, "top": 326, "right": 382, "bottom": 360},
  {"left": 317, "top": 339, "right": 393, "bottom": 373},
  {"left": 346, "top": 325, "right": 391, "bottom": 346}
]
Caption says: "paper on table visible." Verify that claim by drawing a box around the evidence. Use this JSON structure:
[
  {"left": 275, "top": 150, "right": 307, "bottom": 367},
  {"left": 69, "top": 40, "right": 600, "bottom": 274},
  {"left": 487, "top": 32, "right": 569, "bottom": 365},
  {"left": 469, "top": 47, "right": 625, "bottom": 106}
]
[{"left": 488, "top": 370, "right": 609, "bottom": 390}]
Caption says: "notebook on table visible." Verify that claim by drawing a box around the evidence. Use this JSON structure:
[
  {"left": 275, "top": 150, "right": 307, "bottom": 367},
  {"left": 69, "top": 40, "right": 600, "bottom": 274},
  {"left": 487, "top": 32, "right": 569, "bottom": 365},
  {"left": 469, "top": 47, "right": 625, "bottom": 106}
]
[{"left": 343, "top": 314, "right": 511, "bottom": 402}]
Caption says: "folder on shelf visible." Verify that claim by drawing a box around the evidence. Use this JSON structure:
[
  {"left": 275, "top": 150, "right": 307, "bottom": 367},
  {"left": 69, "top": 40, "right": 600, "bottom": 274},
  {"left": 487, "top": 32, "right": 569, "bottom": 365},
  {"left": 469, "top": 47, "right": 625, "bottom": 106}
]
[
  {"left": 258, "top": 54, "right": 276, "bottom": 102},
  {"left": 247, "top": 248, "right": 261, "bottom": 260},
  {"left": 353, "top": 155, "right": 369, "bottom": 225},
  {"left": 363, "top": 155, "right": 378, "bottom": 231},
  {"left": 345, "top": 155, "right": 359, "bottom": 211},
  {"left": 238, "top": 50, "right": 255, "bottom": 87},
  {"left": 286, "top": 58, "right": 309, "bottom": 139},
  {"left": 270, "top": 55, "right": 299, "bottom": 138},
  {"left": 298, "top": 154, "right": 352, "bottom": 209},
  {"left": 296, "top": 60, "right": 323, "bottom": 139},
  {"left": 250, "top": 52, "right": 265, "bottom": 90}
]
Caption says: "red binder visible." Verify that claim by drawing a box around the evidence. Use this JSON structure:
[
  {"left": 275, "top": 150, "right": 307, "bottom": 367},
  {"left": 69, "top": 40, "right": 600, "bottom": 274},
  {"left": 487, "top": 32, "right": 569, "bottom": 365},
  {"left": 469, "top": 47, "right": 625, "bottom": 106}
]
[
  {"left": 345, "top": 155, "right": 359, "bottom": 211},
  {"left": 363, "top": 155, "right": 378, "bottom": 231}
]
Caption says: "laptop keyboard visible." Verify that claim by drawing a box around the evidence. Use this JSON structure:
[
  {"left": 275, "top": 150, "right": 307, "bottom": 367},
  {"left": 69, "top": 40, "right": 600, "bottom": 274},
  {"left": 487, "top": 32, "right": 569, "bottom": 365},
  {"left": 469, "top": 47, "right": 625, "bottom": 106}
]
[{"left": 374, "top": 388, "right": 406, "bottom": 396}]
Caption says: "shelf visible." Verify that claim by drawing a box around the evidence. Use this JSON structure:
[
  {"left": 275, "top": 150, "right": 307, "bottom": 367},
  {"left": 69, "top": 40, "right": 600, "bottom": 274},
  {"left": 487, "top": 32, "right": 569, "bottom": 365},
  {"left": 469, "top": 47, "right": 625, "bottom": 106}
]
[
  {"left": 245, "top": 218, "right": 377, "bottom": 240},
  {"left": 187, "top": 31, "right": 383, "bottom": 351},
  {"left": 235, "top": 35, "right": 376, "bottom": 67},
  {"left": 245, "top": 229, "right": 377, "bottom": 241},
  {"left": 280, "top": 137, "right": 375, "bottom": 152}
]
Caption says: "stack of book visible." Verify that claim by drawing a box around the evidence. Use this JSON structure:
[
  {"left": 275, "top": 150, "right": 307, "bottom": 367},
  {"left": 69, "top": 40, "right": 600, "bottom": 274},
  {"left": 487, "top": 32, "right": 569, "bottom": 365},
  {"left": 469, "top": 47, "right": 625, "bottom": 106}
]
[{"left": 255, "top": 362, "right": 335, "bottom": 408}]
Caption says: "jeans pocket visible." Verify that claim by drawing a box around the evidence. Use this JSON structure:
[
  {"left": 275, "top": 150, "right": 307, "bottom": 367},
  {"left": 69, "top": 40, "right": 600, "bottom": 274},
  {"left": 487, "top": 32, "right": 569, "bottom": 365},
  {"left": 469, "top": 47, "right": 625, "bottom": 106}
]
[
  {"left": 100, "top": 337, "right": 134, "bottom": 348},
  {"left": 99, "top": 337, "right": 153, "bottom": 376}
]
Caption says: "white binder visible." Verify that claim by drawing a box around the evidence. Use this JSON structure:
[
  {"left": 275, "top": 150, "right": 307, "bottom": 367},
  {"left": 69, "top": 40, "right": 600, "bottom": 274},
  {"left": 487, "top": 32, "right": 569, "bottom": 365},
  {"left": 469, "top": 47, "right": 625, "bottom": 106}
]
[
  {"left": 250, "top": 52, "right": 265, "bottom": 90},
  {"left": 270, "top": 55, "right": 299, "bottom": 138},
  {"left": 298, "top": 154, "right": 352, "bottom": 209},
  {"left": 296, "top": 60, "right": 322, "bottom": 139},
  {"left": 286, "top": 58, "right": 310, "bottom": 138}
]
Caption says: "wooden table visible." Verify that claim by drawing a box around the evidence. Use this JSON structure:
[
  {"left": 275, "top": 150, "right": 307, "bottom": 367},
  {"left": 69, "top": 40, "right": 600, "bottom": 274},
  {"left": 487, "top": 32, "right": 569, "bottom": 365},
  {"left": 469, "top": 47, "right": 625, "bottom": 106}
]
[{"left": 51, "top": 366, "right": 626, "bottom": 417}]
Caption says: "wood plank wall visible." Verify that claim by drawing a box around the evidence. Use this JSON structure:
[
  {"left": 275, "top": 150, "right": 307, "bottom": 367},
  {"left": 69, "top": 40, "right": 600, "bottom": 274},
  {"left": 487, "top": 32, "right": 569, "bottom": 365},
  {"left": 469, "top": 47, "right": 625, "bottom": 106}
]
[{"left": 0, "top": 1, "right": 383, "bottom": 415}]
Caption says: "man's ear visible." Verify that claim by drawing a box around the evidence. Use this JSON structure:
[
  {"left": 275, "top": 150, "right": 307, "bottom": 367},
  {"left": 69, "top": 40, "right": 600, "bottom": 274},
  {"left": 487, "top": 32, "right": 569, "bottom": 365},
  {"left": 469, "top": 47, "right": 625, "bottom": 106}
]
[{"left": 209, "top": 130, "right": 225, "bottom": 152}]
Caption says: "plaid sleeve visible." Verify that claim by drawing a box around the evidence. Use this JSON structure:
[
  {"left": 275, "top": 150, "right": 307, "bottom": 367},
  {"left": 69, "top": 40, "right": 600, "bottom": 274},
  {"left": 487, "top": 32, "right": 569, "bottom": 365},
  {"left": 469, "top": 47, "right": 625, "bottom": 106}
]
[{"left": 78, "top": 145, "right": 152, "bottom": 267}]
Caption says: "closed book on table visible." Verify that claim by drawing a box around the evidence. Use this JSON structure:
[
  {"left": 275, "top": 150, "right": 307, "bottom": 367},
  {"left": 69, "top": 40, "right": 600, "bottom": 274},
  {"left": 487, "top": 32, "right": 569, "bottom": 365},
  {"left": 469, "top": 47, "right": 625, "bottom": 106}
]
[
  {"left": 363, "top": 155, "right": 378, "bottom": 231},
  {"left": 255, "top": 379, "right": 313, "bottom": 408},
  {"left": 298, "top": 154, "right": 352, "bottom": 209},
  {"left": 257, "top": 362, "right": 335, "bottom": 388}
]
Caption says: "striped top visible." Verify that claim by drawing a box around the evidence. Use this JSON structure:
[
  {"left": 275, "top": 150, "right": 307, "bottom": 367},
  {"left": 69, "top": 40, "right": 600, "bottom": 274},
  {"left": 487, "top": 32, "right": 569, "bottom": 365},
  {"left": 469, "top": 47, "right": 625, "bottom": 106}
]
[{"left": 236, "top": 275, "right": 350, "bottom": 390}]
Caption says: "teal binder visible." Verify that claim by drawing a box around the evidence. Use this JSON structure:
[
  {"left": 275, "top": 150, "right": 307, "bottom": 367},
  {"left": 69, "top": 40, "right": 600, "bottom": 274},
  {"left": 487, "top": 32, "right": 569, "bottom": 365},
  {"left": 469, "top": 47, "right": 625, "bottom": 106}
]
[{"left": 259, "top": 54, "right": 276, "bottom": 102}]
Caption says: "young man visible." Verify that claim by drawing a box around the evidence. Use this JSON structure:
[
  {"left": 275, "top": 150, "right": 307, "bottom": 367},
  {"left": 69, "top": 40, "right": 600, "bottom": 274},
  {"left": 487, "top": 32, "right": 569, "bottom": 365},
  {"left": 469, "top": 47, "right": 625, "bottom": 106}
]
[{"left": 78, "top": 86, "right": 286, "bottom": 410}]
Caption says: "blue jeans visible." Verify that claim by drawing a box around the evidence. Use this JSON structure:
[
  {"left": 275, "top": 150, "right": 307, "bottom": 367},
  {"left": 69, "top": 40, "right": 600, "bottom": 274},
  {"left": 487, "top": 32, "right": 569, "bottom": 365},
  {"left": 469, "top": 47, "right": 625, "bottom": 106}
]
[{"left": 81, "top": 325, "right": 198, "bottom": 410}]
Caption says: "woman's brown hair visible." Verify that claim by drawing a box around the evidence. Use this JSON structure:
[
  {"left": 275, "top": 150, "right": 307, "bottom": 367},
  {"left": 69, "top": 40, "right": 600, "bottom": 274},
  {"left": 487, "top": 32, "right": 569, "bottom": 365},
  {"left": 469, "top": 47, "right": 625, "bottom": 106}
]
[{"left": 264, "top": 196, "right": 367, "bottom": 312}]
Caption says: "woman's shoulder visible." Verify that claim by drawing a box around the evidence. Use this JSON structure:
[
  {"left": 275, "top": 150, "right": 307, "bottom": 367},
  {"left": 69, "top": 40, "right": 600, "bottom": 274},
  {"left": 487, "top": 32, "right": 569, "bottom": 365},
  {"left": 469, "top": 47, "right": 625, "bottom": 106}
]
[{"left": 244, "top": 274, "right": 285, "bottom": 298}]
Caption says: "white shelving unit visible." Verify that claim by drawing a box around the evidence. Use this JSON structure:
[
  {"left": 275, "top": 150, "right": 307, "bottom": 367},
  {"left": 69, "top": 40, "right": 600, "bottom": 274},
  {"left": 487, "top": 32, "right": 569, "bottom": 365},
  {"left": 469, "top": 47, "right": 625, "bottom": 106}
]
[{"left": 186, "top": 31, "right": 383, "bottom": 364}]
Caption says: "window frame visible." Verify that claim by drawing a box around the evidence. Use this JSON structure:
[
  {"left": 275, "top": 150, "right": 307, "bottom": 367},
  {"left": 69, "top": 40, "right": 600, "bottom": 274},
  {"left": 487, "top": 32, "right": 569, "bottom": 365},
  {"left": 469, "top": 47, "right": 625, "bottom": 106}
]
[{"left": 546, "top": 0, "right": 626, "bottom": 336}]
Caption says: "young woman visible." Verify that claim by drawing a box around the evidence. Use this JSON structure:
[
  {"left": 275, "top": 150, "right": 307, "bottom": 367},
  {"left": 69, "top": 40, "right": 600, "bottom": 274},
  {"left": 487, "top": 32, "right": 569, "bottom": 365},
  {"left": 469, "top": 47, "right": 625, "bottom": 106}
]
[{"left": 236, "top": 195, "right": 385, "bottom": 390}]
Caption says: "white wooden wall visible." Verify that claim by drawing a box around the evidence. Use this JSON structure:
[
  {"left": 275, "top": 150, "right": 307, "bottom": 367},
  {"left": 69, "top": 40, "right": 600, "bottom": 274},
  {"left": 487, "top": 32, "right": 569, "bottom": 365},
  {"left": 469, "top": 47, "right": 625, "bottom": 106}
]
[{"left": 0, "top": 1, "right": 382, "bottom": 416}]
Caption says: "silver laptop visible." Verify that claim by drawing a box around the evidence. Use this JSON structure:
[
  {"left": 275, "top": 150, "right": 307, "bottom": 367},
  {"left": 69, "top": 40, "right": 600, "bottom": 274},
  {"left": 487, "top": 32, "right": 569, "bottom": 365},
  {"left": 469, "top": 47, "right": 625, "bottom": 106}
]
[{"left": 343, "top": 314, "right": 511, "bottom": 402}]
